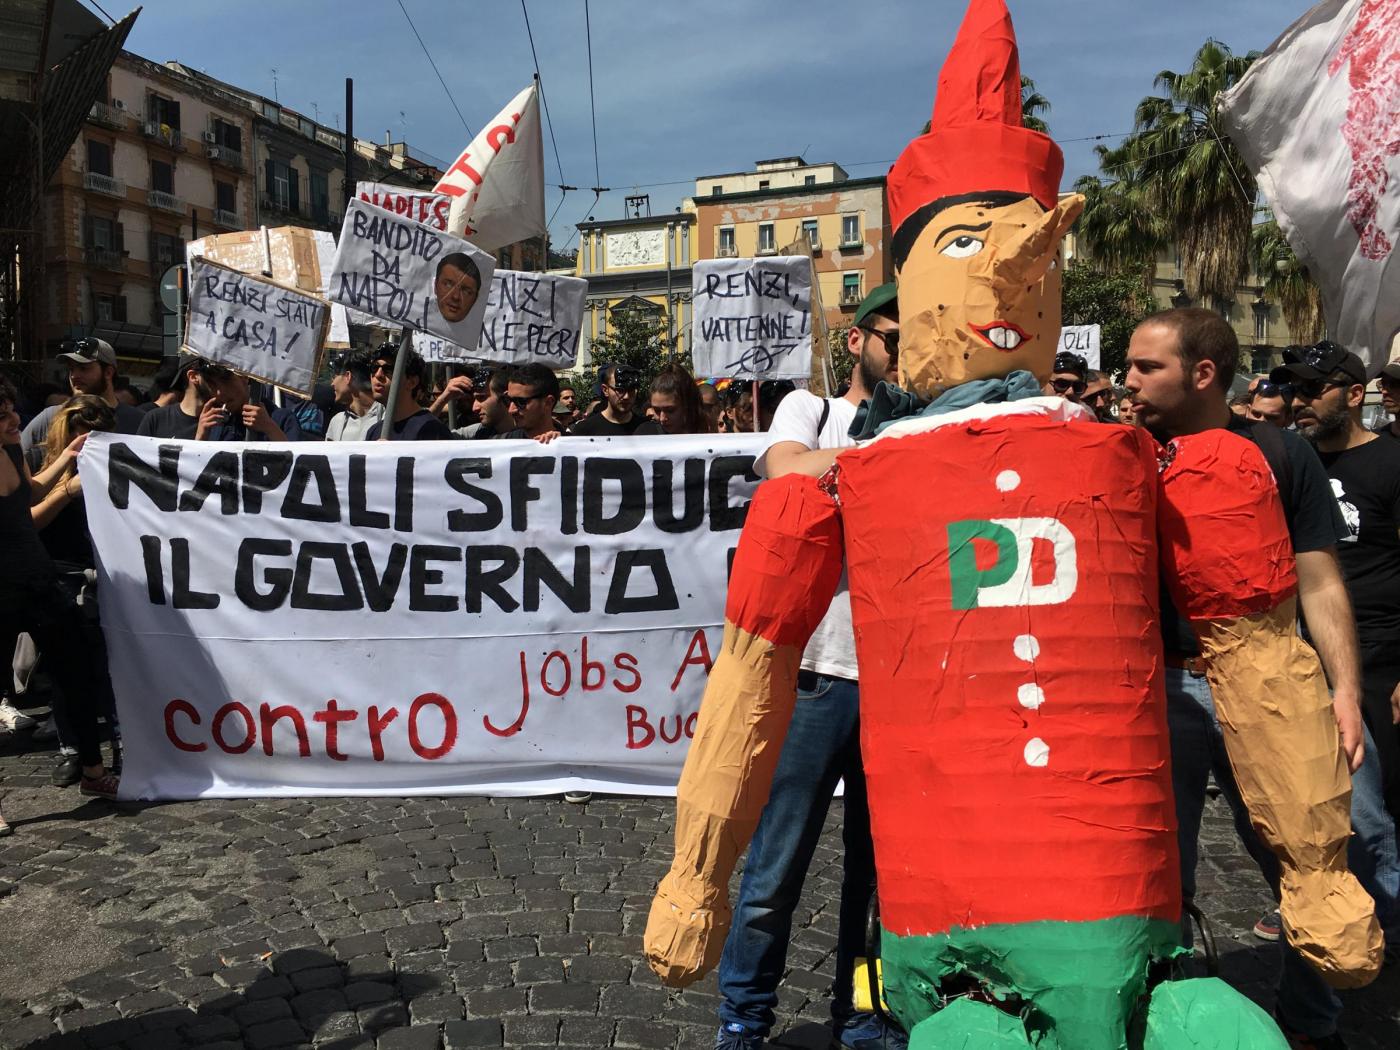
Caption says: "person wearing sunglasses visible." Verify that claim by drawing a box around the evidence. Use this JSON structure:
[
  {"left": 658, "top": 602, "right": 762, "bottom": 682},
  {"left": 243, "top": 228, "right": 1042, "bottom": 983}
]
[
  {"left": 1375, "top": 361, "right": 1400, "bottom": 444},
  {"left": 364, "top": 344, "right": 452, "bottom": 441},
  {"left": 1081, "top": 369, "right": 1114, "bottom": 422},
  {"left": 1274, "top": 343, "right": 1400, "bottom": 824},
  {"left": 1042, "top": 350, "right": 1087, "bottom": 403},
  {"left": 1129, "top": 314, "right": 1390, "bottom": 1047},
  {"left": 1245, "top": 379, "right": 1295, "bottom": 428},
  {"left": 496, "top": 362, "right": 563, "bottom": 444},
  {"left": 568, "top": 364, "right": 662, "bottom": 436}
]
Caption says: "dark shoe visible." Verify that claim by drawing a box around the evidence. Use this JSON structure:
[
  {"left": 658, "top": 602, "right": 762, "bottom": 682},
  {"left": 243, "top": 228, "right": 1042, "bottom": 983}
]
[
  {"left": 714, "top": 1023, "right": 764, "bottom": 1049},
  {"left": 50, "top": 753, "right": 82, "bottom": 787},
  {"left": 79, "top": 772, "right": 119, "bottom": 800},
  {"left": 1277, "top": 1020, "right": 1348, "bottom": 1049},
  {"left": 1253, "top": 908, "right": 1282, "bottom": 942},
  {"left": 833, "top": 1012, "right": 909, "bottom": 1050}
]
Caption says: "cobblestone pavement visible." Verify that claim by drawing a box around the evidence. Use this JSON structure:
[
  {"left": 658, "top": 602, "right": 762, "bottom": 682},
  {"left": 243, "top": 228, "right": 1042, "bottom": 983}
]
[{"left": 0, "top": 724, "right": 1395, "bottom": 1049}]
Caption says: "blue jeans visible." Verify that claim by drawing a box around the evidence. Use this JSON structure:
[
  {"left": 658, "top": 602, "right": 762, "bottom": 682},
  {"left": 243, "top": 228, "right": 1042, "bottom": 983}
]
[
  {"left": 717, "top": 672, "right": 875, "bottom": 1038},
  {"left": 1167, "top": 666, "right": 1400, "bottom": 1038}
]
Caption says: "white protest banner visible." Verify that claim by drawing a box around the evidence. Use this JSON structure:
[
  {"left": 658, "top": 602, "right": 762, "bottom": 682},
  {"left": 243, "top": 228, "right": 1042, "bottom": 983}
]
[
  {"left": 691, "top": 257, "right": 813, "bottom": 380},
  {"left": 436, "top": 82, "right": 546, "bottom": 253},
  {"left": 1059, "top": 324, "right": 1101, "bottom": 371},
  {"left": 412, "top": 271, "right": 587, "bottom": 367},
  {"left": 79, "top": 432, "right": 765, "bottom": 799},
  {"left": 183, "top": 257, "right": 329, "bottom": 395},
  {"left": 356, "top": 181, "right": 452, "bottom": 232},
  {"left": 327, "top": 198, "right": 496, "bottom": 347}
]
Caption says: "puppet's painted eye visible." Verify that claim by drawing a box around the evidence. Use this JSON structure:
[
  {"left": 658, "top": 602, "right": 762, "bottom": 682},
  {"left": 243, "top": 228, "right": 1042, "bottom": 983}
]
[{"left": 941, "top": 235, "right": 984, "bottom": 258}]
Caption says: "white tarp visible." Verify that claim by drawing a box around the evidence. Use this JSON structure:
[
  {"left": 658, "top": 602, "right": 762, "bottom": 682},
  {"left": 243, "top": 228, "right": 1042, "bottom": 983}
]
[
  {"left": 80, "top": 433, "right": 764, "bottom": 799},
  {"left": 691, "top": 257, "right": 814, "bottom": 380},
  {"left": 183, "top": 257, "right": 329, "bottom": 395}
]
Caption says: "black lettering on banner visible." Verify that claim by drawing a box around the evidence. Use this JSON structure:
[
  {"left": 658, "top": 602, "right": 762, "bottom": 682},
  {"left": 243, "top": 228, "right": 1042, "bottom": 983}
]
[
  {"left": 291, "top": 542, "right": 363, "bottom": 611},
  {"left": 653, "top": 459, "right": 706, "bottom": 533},
  {"left": 141, "top": 534, "right": 165, "bottom": 604},
  {"left": 583, "top": 459, "right": 646, "bottom": 536},
  {"left": 560, "top": 456, "right": 578, "bottom": 535},
  {"left": 444, "top": 458, "right": 503, "bottom": 531},
  {"left": 348, "top": 455, "right": 390, "bottom": 529},
  {"left": 605, "top": 549, "right": 679, "bottom": 614},
  {"left": 241, "top": 450, "right": 293, "bottom": 514},
  {"left": 236, "top": 538, "right": 293, "bottom": 611},
  {"left": 108, "top": 441, "right": 180, "bottom": 511},
  {"left": 509, "top": 457, "right": 555, "bottom": 531},
  {"left": 465, "top": 545, "right": 521, "bottom": 613},
  {"left": 410, "top": 545, "right": 462, "bottom": 612},
  {"left": 523, "top": 546, "right": 590, "bottom": 613},
  {"left": 178, "top": 450, "right": 241, "bottom": 513},
  {"left": 395, "top": 457, "right": 414, "bottom": 532},
  {"left": 708, "top": 455, "right": 758, "bottom": 531},
  {"left": 283, "top": 456, "right": 342, "bottom": 523},
  {"left": 171, "top": 537, "right": 219, "bottom": 609},
  {"left": 353, "top": 541, "right": 407, "bottom": 612}
]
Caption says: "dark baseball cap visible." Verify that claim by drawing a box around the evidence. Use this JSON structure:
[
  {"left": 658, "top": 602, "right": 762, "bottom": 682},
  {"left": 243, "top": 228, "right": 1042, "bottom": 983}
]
[
  {"left": 1052, "top": 351, "right": 1089, "bottom": 379},
  {"left": 58, "top": 337, "right": 116, "bottom": 367},
  {"left": 854, "top": 283, "right": 898, "bottom": 327},
  {"left": 1270, "top": 340, "right": 1366, "bottom": 385},
  {"left": 1379, "top": 361, "right": 1400, "bottom": 383}
]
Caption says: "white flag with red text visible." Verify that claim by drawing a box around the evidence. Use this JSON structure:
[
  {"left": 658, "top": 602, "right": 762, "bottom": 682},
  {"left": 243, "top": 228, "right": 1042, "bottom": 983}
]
[
  {"left": 433, "top": 82, "right": 546, "bottom": 254},
  {"left": 1219, "top": 0, "right": 1400, "bottom": 370}
]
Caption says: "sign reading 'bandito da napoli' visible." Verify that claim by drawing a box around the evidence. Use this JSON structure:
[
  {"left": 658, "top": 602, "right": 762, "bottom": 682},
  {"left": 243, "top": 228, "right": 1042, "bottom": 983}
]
[{"left": 80, "top": 433, "right": 763, "bottom": 800}]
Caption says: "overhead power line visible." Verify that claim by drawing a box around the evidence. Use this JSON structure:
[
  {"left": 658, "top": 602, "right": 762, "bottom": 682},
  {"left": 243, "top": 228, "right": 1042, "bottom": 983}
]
[
  {"left": 583, "top": 0, "right": 604, "bottom": 194},
  {"left": 520, "top": 0, "right": 567, "bottom": 187},
  {"left": 395, "top": 0, "right": 473, "bottom": 139}
]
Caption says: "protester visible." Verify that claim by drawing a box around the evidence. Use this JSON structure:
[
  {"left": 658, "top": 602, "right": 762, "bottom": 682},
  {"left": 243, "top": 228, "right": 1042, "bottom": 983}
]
[
  {"left": 21, "top": 338, "right": 144, "bottom": 468},
  {"left": 456, "top": 368, "right": 510, "bottom": 439},
  {"left": 648, "top": 363, "right": 708, "bottom": 435},
  {"left": 1116, "top": 388, "right": 1136, "bottom": 425},
  {"left": 1042, "top": 350, "right": 1088, "bottom": 403},
  {"left": 112, "top": 376, "right": 142, "bottom": 409},
  {"left": 1375, "top": 361, "right": 1400, "bottom": 443},
  {"left": 0, "top": 378, "right": 119, "bottom": 809},
  {"left": 1246, "top": 378, "right": 1295, "bottom": 428},
  {"left": 138, "top": 356, "right": 183, "bottom": 415},
  {"left": 756, "top": 380, "right": 795, "bottom": 433},
  {"left": 729, "top": 387, "right": 755, "bottom": 433},
  {"left": 1126, "top": 309, "right": 1394, "bottom": 1046},
  {"left": 698, "top": 381, "right": 722, "bottom": 433},
  {"left": 556, "top": 382, "right": 580, "bottom": 429},
  {"left": 1081, "top": 368, "right": 1115, "bottom": 421},
  {"left": 364, "top": 344, "right": 453, "bottom": 441},
  {"left": 498, "top": 363, "right": 562, "bottom": 443},
  {"left": 325, "top": 350, "right": 384, "bottom": 441},
  {"left": 1275, "top": 342, "right": 1400, "bottom": 821},
  {"left": 712, "top": 284, "right": 904, "bottom": 1050},
  {"left": 568, "top": 365, "right": 661, "bottom": 436}
]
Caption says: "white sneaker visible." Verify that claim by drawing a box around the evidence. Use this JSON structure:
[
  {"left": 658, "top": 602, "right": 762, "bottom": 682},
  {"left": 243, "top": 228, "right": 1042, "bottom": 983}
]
[
  {"left": 31, "top": 715, "right": 57, "bottom": 742},
  {"left": 0, "top": 702, "right": 36, "bottom": 732}
]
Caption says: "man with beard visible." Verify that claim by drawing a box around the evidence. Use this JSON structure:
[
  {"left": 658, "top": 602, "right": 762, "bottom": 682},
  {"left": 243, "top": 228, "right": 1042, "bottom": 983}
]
[
  {"left": 1081, "top": 369, "right": 1115, "bottom": 421},
  {"left": 568, "top": 365, "right": 661, "bottom": 436},
  {"left": 710, "top": 285, "right": 904, "bottom": 1050},
  {"left": 22, "top": 339, "right": 144, "bottom": 467},
  {"left": 1274, "top": 341, "right": 1400, "bottom": 825}
]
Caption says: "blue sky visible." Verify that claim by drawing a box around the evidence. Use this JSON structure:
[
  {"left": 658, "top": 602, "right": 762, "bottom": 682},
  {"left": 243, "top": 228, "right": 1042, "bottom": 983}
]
[{"left": 109, "top": 0, "right": 1298, "bottom": 249}]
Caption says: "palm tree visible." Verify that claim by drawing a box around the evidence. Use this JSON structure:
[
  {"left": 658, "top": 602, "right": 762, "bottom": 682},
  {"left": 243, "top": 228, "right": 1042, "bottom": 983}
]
[
  {"left": 1020, "top": 75, "right": 1050, "bottom": 134},
  {"left": 1072, "top": 142, "right": 1169, "bottom": 284},
  {"left": 1112, "top": 40, "right": 1260, "bottom": 303},
  {"left": 1250, "top": 215, "right": 1325, "bottom": 343}
]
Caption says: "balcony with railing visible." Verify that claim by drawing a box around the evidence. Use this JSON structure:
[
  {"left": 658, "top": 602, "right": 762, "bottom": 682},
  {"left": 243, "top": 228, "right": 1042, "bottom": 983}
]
[
  {"left": 213, "top": 208, "right": 241, "bottom": 229},
  {"left": 840, "top": 288, "right": 863, "bottom": 305},
  {"left": 716, "top": 245, "right": 738, "bottom": 258},
  {"left": 88, "top": 102, "right": 126, "bottom": 130},
  {"left": 148, "top": 189, "right": 185, "bottom": 213},
  {"left": 142, "top": 121, "right": 184, "bottom": 150},
  {"left": 83, "top": 171, "right": 126, "bottom": 198},
  {"left": 85, "top": 247, "right": 126, "bottom": 271},
  {"left": 207, "top": 144, "right": 244, "bottom": 170}
]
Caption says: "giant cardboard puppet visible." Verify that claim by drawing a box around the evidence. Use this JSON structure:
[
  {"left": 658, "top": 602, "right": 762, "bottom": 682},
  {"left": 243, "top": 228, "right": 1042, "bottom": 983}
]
[{"left": 645, "top": 2, "right": 1382, "bottom": 1047}]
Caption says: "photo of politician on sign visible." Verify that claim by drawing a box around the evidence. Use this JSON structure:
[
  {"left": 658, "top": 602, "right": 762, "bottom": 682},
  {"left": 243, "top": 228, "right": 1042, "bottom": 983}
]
[{"left": 327, "top": 197, "right": 495, "bottom": 349}]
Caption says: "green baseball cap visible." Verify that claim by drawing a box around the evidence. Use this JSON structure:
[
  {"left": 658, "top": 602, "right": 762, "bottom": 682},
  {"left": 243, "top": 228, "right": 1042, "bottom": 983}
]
[{"left": 853, "top": 283, "right": 898, "bottom": 327}]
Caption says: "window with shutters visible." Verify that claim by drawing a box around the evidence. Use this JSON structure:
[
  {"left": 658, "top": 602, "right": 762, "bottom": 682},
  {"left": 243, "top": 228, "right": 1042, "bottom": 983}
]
[
  {"left": 265, "top": 157, "right": 298, "bottom": 212},
  {"left": 841, "top": 214, "right": 861, "bottom": 245},
  {"left": 151, "top": 231, "right": 182, "bottom": 271},
  {"left": 310, "top": 170, "right": 330, "bottom": 223},
  {"left": 88, "top": 216, "right": 119, "bottom": 250},
  {"left": 94, "top": 292, "right": 127, "bottom": 322},
  {"left": 87, "top": 140, "right": 113, "bottom": 176},
  {"left": 757, "top": 223, "right": 775, "bottom": 253},
  {"left": 150, "top": 159, "right": 174, "bottom": 194},
  {"left": 215, "top": 180, "right": 237, "bottom": 214},
  {"left": 148, "top": 94, "right": 180, "bottom": 130},
  {"left": 211, "top": 118, "right": 241, "bottom": 152}
]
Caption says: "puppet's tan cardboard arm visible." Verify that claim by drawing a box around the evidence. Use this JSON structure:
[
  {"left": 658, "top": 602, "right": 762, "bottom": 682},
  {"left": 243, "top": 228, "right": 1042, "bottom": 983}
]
[{"left": 645, "top": 474, "right": 845, "bottom": 987}]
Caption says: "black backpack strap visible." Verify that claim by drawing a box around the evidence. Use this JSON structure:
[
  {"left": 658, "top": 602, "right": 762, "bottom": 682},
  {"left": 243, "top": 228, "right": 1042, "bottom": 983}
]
[
  {"left": 817, "top": 397, "right": 831, "bottom": 435},
  {"left": 1249, "top": 420, "right": 1295, "bottom": 526}
]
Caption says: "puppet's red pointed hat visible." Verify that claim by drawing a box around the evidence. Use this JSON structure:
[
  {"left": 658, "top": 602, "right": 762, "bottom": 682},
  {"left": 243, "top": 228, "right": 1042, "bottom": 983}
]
[{"left": 888, "top": 0, "right": 1063, "bottom": 235}]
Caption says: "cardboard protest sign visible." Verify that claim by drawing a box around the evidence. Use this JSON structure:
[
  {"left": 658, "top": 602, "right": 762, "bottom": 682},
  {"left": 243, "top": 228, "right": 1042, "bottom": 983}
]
[
  {"left": 356, "top": 181, "right": 452, "bottom": 232},
  {"left": 1059, "top": 324, "right": 1101, "bottom": 370},
  {"left": 187, "top": 226, "right": 350, "bottom": 348},
  {"left": 183, "top": 256, "right": 329, "bottom": 395},
  {"left": 80, "top": 431, "right": 765, "bottom": 799},
  {"left": 412, "top": 270, "right": 587, "bottom": 367},
  {"left": 327, "top": 198, "right": 495, "bottom": 346},
  {"left": 691, "top": 257, "right": 813, "bottom": 380}
]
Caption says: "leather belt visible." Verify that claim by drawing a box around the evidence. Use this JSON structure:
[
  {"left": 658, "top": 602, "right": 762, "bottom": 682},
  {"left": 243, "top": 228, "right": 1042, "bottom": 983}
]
[{"left": 1164, "top": 652, "right": 1207, "bottom": 677}]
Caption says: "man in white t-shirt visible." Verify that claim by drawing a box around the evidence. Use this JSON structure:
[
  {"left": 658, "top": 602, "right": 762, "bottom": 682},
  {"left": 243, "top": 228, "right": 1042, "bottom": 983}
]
[{"left": 715, "top": 285, "right": 904, "bottom": 1050}]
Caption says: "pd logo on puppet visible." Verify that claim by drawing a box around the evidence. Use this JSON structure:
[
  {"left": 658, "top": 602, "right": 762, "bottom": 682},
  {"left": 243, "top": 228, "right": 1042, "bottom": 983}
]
[{"left": 946, "top": 515, "right": 1078, "bottom": 611}]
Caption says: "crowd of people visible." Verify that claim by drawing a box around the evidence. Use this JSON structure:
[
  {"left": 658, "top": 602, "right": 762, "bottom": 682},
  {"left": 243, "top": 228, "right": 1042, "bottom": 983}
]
[{"left": 2, "top": 295, "right": 1399, "bottom": 1048}]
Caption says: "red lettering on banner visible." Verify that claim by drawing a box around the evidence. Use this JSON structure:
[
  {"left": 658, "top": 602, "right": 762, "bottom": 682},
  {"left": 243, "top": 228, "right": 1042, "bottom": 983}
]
[
  {"left": 408, "top": 693, "right": 458, "bottom": 759},
  {"left": 658, "top": 715, "right": 685, "bottom": 745},
  {"left": 486, "top": 122, "right": 517, "bottom": 151},
  {"left": 541, "top": 651, "right": 571, "bottom": 697},
  {"left": 626, "top": 704, "right": 697, "bottom": 749},
  {"left": 669, "top": 629, "right": 714, "bottom": 691},
  {"left": 213, "top": 701, "right": 256, "bottom": 754},
  {"left": 313, "top": 699, "right": 359, "bottom": 762},
  {"left": 164, "top": 699, "right": 207, "bottom": 752},
  {"left": 444, "top": 153, "right": 483, "bottom": 187},
  {"left": 613, "top": 652, "right": 641, "bottom": 693},
  {"left": 581, "top": 637, "right": 605, "bottom": 691},
  {"left": 484, "top": 653, "right": 531, "bottom": 737},
  {"left": 260, "top": 703, "right": 311, "bottom": 758},
  {"left": 626, "top": 705, "right": 656, "bottom": 749},
  {"left": 367, "top": 705, "right": 399, "bottom": 761},
  {"left": 685, "top": 712, "right": 698, "bottom": 737}
]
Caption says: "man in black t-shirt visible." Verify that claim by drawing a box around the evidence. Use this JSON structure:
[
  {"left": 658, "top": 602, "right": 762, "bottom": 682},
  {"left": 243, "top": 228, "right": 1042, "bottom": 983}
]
[
  {"left": 567, "top": 365, "right": 662, "bottom": 436},
  {"left": 363, "top": 344, "right": 452, "bottom": 442},
  {"left": 496, "top": 363, "right": 562, "bottom": 443},
  {"left": 1276, "top": 343, "right": 1400, "bottom": 821}
]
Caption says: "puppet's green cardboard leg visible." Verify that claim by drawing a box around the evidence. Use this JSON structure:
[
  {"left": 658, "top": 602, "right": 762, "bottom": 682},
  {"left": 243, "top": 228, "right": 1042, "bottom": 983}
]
[
  {"left": 1140, "top": 978, "right": 1289, "bottom": 1049},
  {"left": 907, "top": 998, "right": 1033, "bottom": 1049}
]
